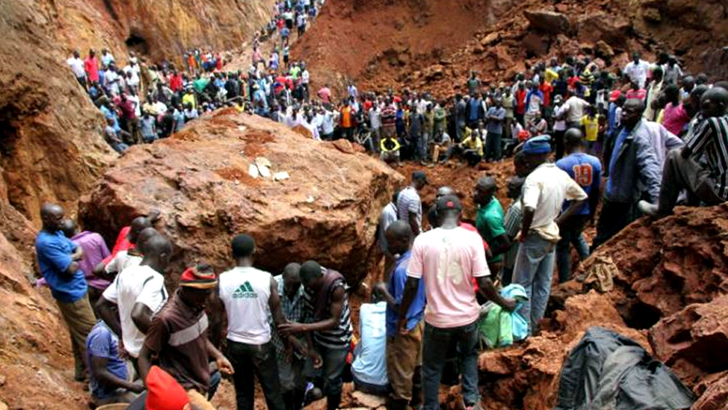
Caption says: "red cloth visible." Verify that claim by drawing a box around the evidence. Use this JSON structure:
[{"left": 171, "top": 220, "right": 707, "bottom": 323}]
[
  {"left": 515, "top": 89, "right": 527, "bottom": 115},
  {"left": 216, "top": 54, "right": 223, "bottom": 70},
  {"left": 539, "top": 82, "right": 553, "bottom": 107},
  {"left": 84, "top": 56, "right": 99, "bottom": 82},
  {"left": 101, "top": 226, "right": 134, "bottom": 266},
  {"left": 169, "top": 74, "right": 183, "bottom": 92},
  {"left": 145, "top": 366, "right": 190, "bottom": 410}
]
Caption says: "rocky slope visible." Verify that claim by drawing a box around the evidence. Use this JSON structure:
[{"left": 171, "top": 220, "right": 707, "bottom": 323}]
[
  {"left": 79, "top": 110, "right": 403, "bottom": 285},
  {"left": 295, "top": 0, "right": 728, "bottom": 97}
]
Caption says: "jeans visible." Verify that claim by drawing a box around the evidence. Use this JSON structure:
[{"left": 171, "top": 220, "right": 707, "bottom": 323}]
[
  {"left": 227, "top": 340, "right": 286, "bottom": 410},
  {"left": 513, "top": 233, "right": 556, "bottom": 334},
  {"left": 316, "top": 343, "right": 349, "bottom": 410},
  {"left": 556, "top": 216, "right": 590, "bottom": 283},
  {"left": 422, "top": 321, "right": 480, "bottom": 410}
]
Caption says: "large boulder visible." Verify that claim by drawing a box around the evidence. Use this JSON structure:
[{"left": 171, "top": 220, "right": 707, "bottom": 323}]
[
  {"left": 649, "top": 295, "right": 728, "bottom": 386},
  {"left": 523, "top": 10, "right": 571, "bottom": 35},
  {"left": 79, "top": 110, "right": 403, "bottom": 284}
]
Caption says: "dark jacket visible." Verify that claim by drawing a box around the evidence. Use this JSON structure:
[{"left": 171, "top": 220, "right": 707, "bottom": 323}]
[{"left": 553, "top": 327, "right": 693, "bottom": 410}]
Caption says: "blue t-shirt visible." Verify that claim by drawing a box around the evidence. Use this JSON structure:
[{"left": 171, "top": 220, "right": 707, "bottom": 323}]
[
  {"left": 86, "top": 321, "right": 128, "bottom": 399},
  {"left": 351, "top": 302, "right": 388, "bottom": 387},
  {"left": 556, "top": 152, "right": 603, "bottom": 215},
  {"left": 386, "top": 251, "right": 426, "bottom": 337},
  {"left": 35, "top": 230, "right": 87, "bottom": 303}
]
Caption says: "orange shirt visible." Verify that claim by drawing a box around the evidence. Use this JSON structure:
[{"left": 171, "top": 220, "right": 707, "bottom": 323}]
[{"left": 341, "top": 107, "right": 352, "bottom": 128}]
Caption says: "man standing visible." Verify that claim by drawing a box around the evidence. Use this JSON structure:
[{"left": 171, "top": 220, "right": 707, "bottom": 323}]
[
  {"left": 484, "top": 98, "right": 506, "bottom": 161},
  {"left": 639, "top": 87, "right": 728, "bottom": 217},
  {"left": 473, "top": 177, "right": 510, "bottom": 273},
  {"left": 623, "top": 52, "right": 651, "bottom": 89},
  {"left": 272, "top": 263, "right": 308, "bottom": 410},
  {"left": 67, "top": 50, "right": 87, "bottom": 88},
  {"left": 60, "top": 219, "right": 111, "bottom": 318},
  {"left": 399, "top": 195, "right": 515, "bottom": 410},
  {"left": 555, "top": 130, "right": 602, "bottom": 283},
  {"left": 35, "top": 203, "right": 96, "bottom": 382},
  {"left": 592, "top": 99, "right": 667, "bottom": 249},
  {"left": 514, "top": 136, "right": 587, "bottom": 334},
  {"left": 278, "top": 261, "right": 354, "bottom": 410},
  {"left": 397, "top": 171, "right": 428, "bottom": 236},
  {"left": 96, "top": 234, "right": 172, "bottom": 372},
  {"left": 85, "top": 49, "right": 100, "bottom": 85},
  {"left": 218, "top": 235, "right": 288, "bottom": 410},
  {"left": 378, "top": 190, "right": 400, "bottom": 272},
  {"left": 373, "top": 221, "right": 425, "bottom": 410},
  {"left": 139, "top": 265, "right": 234, "bottom": 410}
]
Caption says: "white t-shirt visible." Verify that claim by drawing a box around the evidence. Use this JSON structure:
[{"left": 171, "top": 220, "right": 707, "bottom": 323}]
[
  {"left": 219, "top": 267, "right": 273, "bottom": 344},
  {"left": 101, "top": 265, "right": 168, "bottom": 357},
  {"left": 67, "top": 57, "right": 86, "bottom": 78},
  {"left": 623, "top": 60, "right": 651, "bottom": 89},
  {"left": 104, "top": 250, "right": 142, "bottom": 275},
  {"left": 526, "top": 93, "right": 542, "bottom": 115},
  {"left": 369, "top": 108, "right": 382, "bottom": 129},
  {"left": 563, "top": 96, "right": 590, "bottom": 124},
  {"left": 407, "top": 227, "right": 489, "bottom": 328},
  {"left": 521, "top": 163, "right": 588, "bottom": 242}
]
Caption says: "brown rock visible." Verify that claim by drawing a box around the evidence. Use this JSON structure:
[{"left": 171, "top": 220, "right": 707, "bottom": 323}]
[
  {"left": 351, "top": 391, "right": 386, "bottom": 408},
  {"left": 522, "top": 32, "right": 549, "bottom": 56},
  {"left": 79, "top": 110, "right": 403, "bottom": 284},
  {"left": 693, "top": 371, "right": 728, "bottom": 410},
  {"left": 649, "top": 295, "right": 728, "bottom": 386},
  {"left": 480, "top": 32, "right": 500, "bottom": 47},
  {"left": 523, "top": 9, "right": 571, "bottom": 34},
  {"left": 574, "top": 12, "right": 631, "bottom": 46},
  {"left": 595, "top": 40, "right": 615, "bottom": 58}
]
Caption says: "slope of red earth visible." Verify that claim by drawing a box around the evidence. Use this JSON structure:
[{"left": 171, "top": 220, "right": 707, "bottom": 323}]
[{"left": 296, "top": 0, "right": 728, "bottom": 98}]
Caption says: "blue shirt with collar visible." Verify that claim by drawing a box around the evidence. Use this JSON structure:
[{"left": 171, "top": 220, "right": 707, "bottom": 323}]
[
  {"left": 386, "top": 250, "right": 426, "bottom": 337},
  {"left": 35, "top": 230, "right": 87, "bottom": 303}
]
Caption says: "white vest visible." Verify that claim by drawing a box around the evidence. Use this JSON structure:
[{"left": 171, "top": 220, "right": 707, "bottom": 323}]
[{"left": 219, "top": 266, "right": 273, "bottom": 344}]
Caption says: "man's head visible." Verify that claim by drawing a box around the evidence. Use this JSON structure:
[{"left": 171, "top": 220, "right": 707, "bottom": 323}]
[
  {"left": 473, "top": 176, "right": 497, "bottom": 206},
  {"left": 652, "top": 66, "right": 663, "bottom": 82},
  {"left": 300, "top": 260, "right": 324, "bottom": 290},
  {"left": 40, "top": 203, "right": 65, "bottom": 232},
  {"left": 506, "top": 176, "right": 525, "bottom": 200},
  {"left": 682, "top": 76, "right": 695, "bottom": 92},
  {"left": 385, "top": 220, "right": 413, "bottom": 256},
  {"left": 282, "top": 263, "right": 302, "bottom": 298},
  {"left": 179, "top": 263, "right": 217, "bottom": 310},
  {"left": 73, "top": 49, "right": 80, "bottom": 59},
  {"left": 435, "top": 186, "right": 455, "bottom": 201},
  {"left": 143, "top": 234, "right": 173, "bottom": 272},
  {"left": 60, "top": 218, "right": 78, "bottom": 238},
  {"left": 696, "top": 73, "right": 709, "bottom": 86},
  {"left": 129, "top": 216, "right": 152, "bottom": 244},
  {"left": 622, "top": 99, "right": 646, "bottom": 129},
  {"left": 136, "top": 227, "right": 159, "bottom": 254},
  {"left": 514, "top": 151, "right": 529, "bottom": 178},
  {"left": 89, "top": 49, "right": 96, "bottom": 58},
  {"left": 232, "top": 234, "right": 256, "bottom": 260},
  {"left": 700, "top": 87, "right": 728, "bottom": 118},
  {"left": 632, "top": 51, "right": 641, "bottom": 63},
  {"left": 435, "top": 194, "right": 463, "bottom": 226},
  {"left": 411, "top": 170, "right": 428, "bottom": 190},
  {"left": 564, "top": 128, "right": 584, "bottom": 153}
]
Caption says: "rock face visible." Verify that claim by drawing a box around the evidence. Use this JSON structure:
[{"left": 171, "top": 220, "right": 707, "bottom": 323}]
[
  {"left": 649, "top": 295, "right": 728, "bottom": 386},
  {"left": 79, "top": 110, "right": 403, "bottom": 283}
]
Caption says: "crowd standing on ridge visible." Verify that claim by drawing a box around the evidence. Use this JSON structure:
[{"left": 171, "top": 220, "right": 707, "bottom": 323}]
[{"left": 55, "top": 1, "right": 728, "bottom": 409}]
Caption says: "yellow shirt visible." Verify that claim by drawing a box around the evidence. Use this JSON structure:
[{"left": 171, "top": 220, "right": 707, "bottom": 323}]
[
  {"left": 581, "top": 115, "right": 600, "bottom": 142},
  {"left": 545, "top": 68, "right": 559, "bottom": 84},
  {"left": 182, "top": 93, "right": 196, "bottom": 110},
  {"left": 461, "top": 134, "right": 483, "bottom": 157}
]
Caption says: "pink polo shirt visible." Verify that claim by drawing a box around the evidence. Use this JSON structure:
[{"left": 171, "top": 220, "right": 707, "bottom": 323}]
[{"left": 407, "top": 226, "right": 490, "bottom": 328}]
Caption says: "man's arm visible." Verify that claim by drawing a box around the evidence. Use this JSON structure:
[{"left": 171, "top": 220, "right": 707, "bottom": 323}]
[
  {"left": 269, "top": 277, "right": 287, "bottom": 327},
  {"left": 408, "top": 211, "right": 420, "bottom": 236},
  {"left": 206, "top": 339, "right": 234, "bottom": 375},
  {"left": 397, "top": 277, "right": 420, "bottom": 332},
  {"left": 372, "top": 282, "right": 396, "bottom": 310},
  {"left": 489, "top": 234, "right": 512, "bottom": 257},
  {"left": 475, "top": 276, "right": 515, "bottom": 311},
  {"left": 635, "top": 135, "right": 664, "bottom": 203},
  {"left": 304, "top": 287, "right": 345, "bottom": 332},
  {"left": 96, "top": 296, "right": 122, "bottom": 337},
  {"left": 131, "top": 303, "right": 154, "bottom": 334},
  {"left": 91, "top": 356, "right": 144, "bottom": 393},
  {"left": 519, "top": 207, "right": 535, "bottom": 242},
  {"left": 137, "top": 344, "right": 155, "bottom": 384}
]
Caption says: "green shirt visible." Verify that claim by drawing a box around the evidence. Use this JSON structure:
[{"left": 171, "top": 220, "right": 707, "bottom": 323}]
[{"left": 475, "top": 198, "right": 506, "bottom": 262}]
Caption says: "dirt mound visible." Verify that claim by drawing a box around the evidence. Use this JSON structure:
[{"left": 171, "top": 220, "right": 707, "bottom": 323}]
[
  {"left": 79, "top": 110, "right": 403, "bottom": 284},
  {"left": 298, "top": 0, "right": 728, "bottom": 98}
]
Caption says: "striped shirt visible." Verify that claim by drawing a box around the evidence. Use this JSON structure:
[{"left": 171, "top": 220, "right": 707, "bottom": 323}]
[
  {"left": 686, "top": 115, "right": 728, "bottom": 200},
  {"left": 303, "top": 271, "right": 353, "bottom": 349}
]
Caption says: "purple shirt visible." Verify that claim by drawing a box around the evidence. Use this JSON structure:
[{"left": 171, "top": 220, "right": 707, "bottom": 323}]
[{"left": 72, "top": 231, "right": 111, "bottom": 290}]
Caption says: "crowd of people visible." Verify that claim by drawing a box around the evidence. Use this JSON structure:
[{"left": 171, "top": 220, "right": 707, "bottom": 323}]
[{"left": 56, "top": 0, "right": 728, "bottom": 408}]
